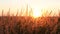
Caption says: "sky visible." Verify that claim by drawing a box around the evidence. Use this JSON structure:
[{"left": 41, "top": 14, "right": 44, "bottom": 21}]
[{"left": 0, "top": 0, "right": 60, "bottom": 16}]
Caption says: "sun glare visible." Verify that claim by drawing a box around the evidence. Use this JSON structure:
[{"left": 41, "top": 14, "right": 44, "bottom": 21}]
[{"left": 33, "top": 7, "right": 42, "bottom": 18}]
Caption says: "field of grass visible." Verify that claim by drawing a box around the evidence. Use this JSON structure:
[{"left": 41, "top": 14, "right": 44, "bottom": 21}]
[{"left": 0, "top": 16, "right": 60, "bottom": 34}]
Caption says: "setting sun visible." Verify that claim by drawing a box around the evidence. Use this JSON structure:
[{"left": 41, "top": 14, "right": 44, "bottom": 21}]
[{"left": 33, "top": 7, "right": 42, "bottom": 18}]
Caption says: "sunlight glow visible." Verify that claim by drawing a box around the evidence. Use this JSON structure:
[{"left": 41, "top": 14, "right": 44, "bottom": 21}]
[
  {"left": 0, "top": 0, "right": 59, "bottom": 16},
  {"left": 33, "top": 7, "right": 42, "bottom": 18}
]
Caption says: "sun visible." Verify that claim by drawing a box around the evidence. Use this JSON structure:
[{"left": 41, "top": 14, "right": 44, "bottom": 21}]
[{"left": 33, "top": 7, "right": 42, "bottom": 18}]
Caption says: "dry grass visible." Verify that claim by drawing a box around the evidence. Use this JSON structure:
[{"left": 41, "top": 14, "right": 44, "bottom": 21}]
[{"left": 0, "top": 16, "right": 60, "bottom": 34}]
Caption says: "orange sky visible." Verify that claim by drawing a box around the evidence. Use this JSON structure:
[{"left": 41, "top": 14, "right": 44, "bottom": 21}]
[{"left": 0, "top": 0, "right": 60, "bottom": 16}]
